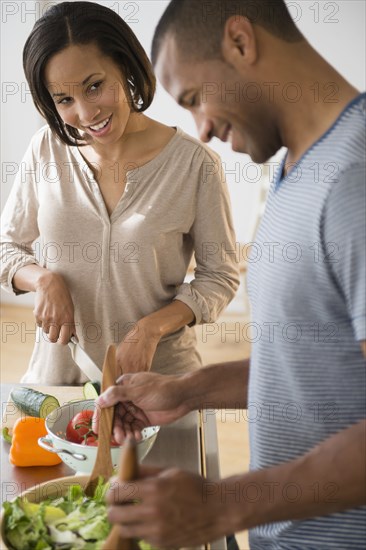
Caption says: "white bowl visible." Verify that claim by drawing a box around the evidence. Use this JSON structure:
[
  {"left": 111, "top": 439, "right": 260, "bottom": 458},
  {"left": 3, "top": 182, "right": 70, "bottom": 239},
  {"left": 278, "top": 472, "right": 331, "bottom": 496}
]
[{"left": 38, "top": 399, "right": 160, "bottom": 473}]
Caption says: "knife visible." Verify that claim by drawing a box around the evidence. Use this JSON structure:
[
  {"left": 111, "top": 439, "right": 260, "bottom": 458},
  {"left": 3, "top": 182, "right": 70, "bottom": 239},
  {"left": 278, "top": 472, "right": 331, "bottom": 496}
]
[{"left": 68, "top": 336, "right": 102, "bottom": 382}]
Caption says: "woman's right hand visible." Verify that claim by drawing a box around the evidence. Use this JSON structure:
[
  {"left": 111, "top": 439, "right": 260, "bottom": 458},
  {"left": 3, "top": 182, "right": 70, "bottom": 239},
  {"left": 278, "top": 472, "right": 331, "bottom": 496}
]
[{"left": 33, "top": 271, "right": 75, "bottom": 344}]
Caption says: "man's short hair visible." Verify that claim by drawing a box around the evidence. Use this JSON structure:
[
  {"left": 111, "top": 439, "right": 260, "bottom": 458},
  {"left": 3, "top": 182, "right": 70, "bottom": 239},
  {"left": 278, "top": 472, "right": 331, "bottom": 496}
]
[{"left": 151, "top": 0, "right": 303, "bottom": 65}]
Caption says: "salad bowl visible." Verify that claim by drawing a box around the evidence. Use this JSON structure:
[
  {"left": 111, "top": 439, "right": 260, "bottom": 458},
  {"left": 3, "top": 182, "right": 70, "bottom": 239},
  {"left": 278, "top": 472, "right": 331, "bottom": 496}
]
[
  {"left": 1, "top": 475, "right": 89, "bottom": 549},
  {"left": 1, "top": 475, "right": 156, "bottom": 549},
  {"left": 38, "top": 399, "right": 160, "bottom": 473}
]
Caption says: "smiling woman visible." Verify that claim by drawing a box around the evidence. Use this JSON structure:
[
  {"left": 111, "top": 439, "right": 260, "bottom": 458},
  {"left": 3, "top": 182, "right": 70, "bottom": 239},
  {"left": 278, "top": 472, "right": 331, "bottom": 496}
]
[
  {"left": 22, "top": 1, "right": 155, "bottom": 147},
  {"left": 45, "top": 47, "right": 130, "bottom": 141},
  {"left": 0, "top": 1, "right": 239, "bottom": 385},
  {"left": 43, "top": 41, "right": 148, "bottom": 214}
]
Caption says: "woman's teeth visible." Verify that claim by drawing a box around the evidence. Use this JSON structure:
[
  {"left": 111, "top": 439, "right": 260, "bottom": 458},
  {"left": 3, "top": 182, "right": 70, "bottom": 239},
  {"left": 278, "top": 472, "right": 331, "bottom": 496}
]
[{"left": 89, "top": 117, "right": 110, "bottom": 131}]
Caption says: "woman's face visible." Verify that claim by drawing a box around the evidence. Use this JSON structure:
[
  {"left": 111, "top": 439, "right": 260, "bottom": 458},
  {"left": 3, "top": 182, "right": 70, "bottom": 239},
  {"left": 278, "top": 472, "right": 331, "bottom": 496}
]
[{"left": 45, "top": 43, "right": 132, "bottom": 146}]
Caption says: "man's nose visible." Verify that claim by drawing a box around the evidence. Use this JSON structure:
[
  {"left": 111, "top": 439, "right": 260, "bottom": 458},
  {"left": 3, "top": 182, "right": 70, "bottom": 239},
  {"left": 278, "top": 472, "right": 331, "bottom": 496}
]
[{"left": 192, "top": 112, "right": 214, "bottom": 143}]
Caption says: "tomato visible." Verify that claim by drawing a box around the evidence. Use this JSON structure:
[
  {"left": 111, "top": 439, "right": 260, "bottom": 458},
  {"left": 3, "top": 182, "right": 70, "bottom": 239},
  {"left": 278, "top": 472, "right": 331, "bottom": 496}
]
[
  {"left": 65, "top": 409, "right": 121, "bottom": 446},
  {"left": 66, "top": 410, "right": 94, "bottom": 444},
  {"left": 82, "top": 434, "right": 98, "bottom": 446},
  {"left": 81, "top": 434, "right": 119, "bottom": 447}
]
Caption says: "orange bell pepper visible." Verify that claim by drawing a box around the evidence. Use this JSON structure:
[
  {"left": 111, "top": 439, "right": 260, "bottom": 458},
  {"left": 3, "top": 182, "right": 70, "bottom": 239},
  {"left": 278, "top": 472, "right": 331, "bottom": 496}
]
[{"left": 9, "top": 416, "right": 62, "bottom": 467}]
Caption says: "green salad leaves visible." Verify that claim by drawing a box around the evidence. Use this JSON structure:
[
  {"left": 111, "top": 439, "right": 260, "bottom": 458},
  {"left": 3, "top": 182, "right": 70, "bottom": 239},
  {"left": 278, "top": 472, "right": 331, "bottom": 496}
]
[{"left": 3, "top": 479, "right": 158, "bottom": 550}]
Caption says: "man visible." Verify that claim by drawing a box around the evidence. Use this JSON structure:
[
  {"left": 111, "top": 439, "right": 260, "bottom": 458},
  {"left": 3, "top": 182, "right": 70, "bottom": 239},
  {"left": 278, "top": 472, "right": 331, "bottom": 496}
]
[{"left": 96, "top": 1, "right": 366, "bottom": 548}]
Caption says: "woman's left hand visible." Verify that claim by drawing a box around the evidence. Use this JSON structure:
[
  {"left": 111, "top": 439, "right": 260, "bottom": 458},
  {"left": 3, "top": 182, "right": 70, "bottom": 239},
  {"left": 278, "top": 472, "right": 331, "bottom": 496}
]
[{"left": 116, "top": 321, "right": 160, "bottom": 375}]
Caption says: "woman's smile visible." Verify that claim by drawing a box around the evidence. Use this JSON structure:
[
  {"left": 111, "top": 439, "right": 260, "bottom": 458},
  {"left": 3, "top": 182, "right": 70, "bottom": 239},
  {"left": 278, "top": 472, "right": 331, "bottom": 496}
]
[{"left": 85, "top": 114, "right": 113, "bottom": 136}]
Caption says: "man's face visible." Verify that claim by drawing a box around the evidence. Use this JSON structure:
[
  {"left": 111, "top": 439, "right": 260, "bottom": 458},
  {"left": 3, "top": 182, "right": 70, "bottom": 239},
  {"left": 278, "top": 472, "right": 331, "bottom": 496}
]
[{"left": 155, "top": 35, "right": 282, "bottom": 163}]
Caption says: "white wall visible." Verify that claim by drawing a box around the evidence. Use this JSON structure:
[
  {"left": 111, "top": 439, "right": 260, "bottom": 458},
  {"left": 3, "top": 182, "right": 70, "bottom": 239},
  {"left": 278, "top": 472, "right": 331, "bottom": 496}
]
[
  {"left": 1, "top": 1, "right": 44, "bottom": 305},
  {"left": 1, "top": 0, "right": 365, "bottom": 306}
]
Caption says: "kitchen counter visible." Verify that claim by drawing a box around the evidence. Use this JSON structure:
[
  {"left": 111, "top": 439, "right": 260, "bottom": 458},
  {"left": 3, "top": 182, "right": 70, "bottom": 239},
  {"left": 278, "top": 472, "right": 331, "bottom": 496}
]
[{"left": 0, "top": 384, "right": 226, "bottom": 550}]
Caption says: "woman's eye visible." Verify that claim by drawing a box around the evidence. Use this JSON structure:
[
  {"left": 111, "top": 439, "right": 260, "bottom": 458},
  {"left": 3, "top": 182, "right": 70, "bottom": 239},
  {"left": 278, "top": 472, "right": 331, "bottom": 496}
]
[
  {"left": 57, "top": 97, "right": 72, "bottom": 105},
  {"left": 88, "top": 81, "right": 103, "bottom": 93}
]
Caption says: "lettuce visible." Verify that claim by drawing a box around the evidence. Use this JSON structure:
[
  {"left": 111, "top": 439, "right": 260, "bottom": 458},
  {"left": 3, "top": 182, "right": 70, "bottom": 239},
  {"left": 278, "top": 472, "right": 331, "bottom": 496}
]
[
  {"left": 3, "top": 479, "right": 159, "bottom": 550},
  {"left": 3, "top": 499, "right": 52, "bottom": 550}
]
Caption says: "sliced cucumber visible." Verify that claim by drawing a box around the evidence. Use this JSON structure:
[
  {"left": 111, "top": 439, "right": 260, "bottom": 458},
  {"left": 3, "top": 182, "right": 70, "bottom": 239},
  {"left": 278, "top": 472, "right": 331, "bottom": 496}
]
[
  {"left": 83, "top": 381, "right": 101, "bottom": 399},
  {"left": 10, "top": 387, "right": 60, "bottom": 418}
]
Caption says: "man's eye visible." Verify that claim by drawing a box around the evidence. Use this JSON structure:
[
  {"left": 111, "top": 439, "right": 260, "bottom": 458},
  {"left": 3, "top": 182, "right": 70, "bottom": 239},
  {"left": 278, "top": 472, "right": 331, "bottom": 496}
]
[{"left": 186, "top": 96, "right": 197, "bottom": 108}]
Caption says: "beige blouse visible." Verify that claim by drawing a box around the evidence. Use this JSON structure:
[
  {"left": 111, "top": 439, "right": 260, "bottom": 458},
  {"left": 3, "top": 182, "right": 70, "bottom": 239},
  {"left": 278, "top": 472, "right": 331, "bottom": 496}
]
[{"left": 1, "top": 126, "right": 240, "bottom": 384}]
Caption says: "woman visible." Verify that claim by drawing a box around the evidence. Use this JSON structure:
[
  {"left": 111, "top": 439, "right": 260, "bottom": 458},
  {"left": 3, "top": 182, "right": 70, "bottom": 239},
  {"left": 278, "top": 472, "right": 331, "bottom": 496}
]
[{"left": 0, "top": 1, "right": 239, "bottom": 384}]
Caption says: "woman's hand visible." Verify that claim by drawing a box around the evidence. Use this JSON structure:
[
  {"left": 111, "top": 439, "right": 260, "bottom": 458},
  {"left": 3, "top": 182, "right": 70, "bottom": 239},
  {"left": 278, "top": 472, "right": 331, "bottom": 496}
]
[
  {"left": 116, "top": 321, "right": 160, "bottom": 374},
  {"left": 33, "top": 271, "right": 75, "bottom": 344}
]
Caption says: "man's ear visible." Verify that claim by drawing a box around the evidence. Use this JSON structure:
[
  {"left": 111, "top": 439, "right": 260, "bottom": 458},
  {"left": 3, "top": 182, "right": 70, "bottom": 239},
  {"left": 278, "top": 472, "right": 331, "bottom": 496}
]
[{"left": 221, "top": 15, "right": 258, "bottom": 69}]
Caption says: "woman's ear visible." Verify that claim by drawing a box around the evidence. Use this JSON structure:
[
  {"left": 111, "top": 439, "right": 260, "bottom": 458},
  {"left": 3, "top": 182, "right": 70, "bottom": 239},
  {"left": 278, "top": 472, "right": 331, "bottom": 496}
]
[{"left": 221, "top": 15, "right": 258, "bottom": 69}]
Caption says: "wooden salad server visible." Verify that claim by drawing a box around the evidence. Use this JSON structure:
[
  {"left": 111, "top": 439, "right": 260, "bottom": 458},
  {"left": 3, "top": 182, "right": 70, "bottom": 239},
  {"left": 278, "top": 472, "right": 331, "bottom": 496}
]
[
  {"left": 102, "top": 436, "right": 140, "bottom": 550},
  {"left": 84, "top": 344, "right": 118, "bottom": 497}
]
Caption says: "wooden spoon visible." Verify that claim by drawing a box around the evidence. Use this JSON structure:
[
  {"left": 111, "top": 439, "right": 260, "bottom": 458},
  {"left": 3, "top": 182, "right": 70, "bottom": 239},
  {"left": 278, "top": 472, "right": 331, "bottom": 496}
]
[
  {"left": 102, "top": 436, "right": 140, "bottom": 550},
  {"left": 84, "top": 344, "right": 118, "bottom": 497}
]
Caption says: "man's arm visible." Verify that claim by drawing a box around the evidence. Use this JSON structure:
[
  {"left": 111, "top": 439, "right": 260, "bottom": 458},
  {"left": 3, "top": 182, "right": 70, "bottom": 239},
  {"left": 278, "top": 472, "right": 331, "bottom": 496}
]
[
  {"left": 221, "top": 419, "right": 366, "bottom": 535},
  {"left": 361, "top": 340, "right": 366, "bottom": 356},
  {"left": 181, "top": 358, "right": 250, "bottom": 410},
  {"left": 224, "top": 343, "right": 366, "bottom": 533},
  {"left": 102, "top": 346, "right": 365, "bottom": 546},
  {"left": 106, "top": 418, "right": 365, "bottom": 548},
  {"left": 96, "top": 359, "right": 250, "bottom": 441}
]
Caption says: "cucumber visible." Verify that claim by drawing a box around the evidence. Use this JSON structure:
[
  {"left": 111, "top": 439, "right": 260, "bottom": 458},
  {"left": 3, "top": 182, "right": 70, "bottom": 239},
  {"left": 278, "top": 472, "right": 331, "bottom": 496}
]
[
  {"left": 83, "top": 381, "right": 101, "bottom": 399},
  {"left": 10, "top": 387, "right": 60, "bottom": 418},
  {"left": 2, "top": 427, "right": 12, "bottom": 444}
]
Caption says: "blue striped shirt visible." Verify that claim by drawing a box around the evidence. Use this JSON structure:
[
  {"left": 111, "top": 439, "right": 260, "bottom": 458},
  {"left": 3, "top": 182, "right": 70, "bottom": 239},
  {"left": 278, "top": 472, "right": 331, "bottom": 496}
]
[{"left": 247, "top": 92, "right": 366, "bottom": 548}]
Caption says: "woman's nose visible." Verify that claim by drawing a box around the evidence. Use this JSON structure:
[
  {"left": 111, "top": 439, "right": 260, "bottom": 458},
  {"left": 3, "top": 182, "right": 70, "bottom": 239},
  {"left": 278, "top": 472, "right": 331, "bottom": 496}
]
[{"left": 77, "top": 99, "right": 101, "bottom": 127}]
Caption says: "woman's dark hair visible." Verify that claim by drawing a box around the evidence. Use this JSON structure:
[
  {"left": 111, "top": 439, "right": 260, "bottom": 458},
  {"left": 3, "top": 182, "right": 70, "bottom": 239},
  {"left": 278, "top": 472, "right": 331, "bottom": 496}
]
[{"left": 23, "top": 1, "right": 156, "bottom": 146}]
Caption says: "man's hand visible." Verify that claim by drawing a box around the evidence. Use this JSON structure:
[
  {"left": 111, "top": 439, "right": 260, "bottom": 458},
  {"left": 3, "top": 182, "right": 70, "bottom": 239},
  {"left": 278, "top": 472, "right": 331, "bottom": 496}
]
[
  {"left": 106, "top": 466, "right": 229, "bottom": 549},
  {"left": 104, "top": 417, "right": 366, "bottom": 548},
  {"left": 94, "top": 372, "right": 189, "bottom": 442},
  {"left": 94, "top": 360, "right": 250, "bottom": 442}
]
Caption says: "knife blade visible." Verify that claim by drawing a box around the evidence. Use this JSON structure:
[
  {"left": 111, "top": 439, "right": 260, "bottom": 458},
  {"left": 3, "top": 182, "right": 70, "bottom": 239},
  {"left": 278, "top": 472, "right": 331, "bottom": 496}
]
[{"left": 68, "top": 336, "right": 102, "bottom": 382}]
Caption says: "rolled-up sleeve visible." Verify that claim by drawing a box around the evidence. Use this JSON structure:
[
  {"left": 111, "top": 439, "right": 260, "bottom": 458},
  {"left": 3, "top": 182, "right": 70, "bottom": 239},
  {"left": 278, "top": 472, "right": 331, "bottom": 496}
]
[
  {"left": 1, "top": 141, "right": 40, "bottom": 295},
  {"left": 174, "top": 151, "right": 240, "bottom": 324}
]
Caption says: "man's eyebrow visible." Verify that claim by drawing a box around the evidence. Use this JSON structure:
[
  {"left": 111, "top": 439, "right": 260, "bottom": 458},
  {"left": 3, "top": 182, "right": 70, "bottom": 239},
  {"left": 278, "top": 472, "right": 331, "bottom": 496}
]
[{"left": 51, "top": 73, "right": 103, "bottom": 97}]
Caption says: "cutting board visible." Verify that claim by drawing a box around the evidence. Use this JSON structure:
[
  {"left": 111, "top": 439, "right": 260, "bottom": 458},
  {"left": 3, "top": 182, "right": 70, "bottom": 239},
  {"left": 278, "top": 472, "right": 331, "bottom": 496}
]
[{"left": 1, "top": 385, "right": 85, "bottom": 430}]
